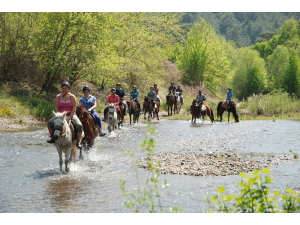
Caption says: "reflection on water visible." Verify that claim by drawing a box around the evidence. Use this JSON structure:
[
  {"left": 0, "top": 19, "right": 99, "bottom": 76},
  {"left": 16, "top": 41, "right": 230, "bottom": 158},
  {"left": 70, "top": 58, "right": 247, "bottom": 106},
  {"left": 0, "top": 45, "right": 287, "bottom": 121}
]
[{"left": 0, "top": 119, "right": 300, "bottom": 212}]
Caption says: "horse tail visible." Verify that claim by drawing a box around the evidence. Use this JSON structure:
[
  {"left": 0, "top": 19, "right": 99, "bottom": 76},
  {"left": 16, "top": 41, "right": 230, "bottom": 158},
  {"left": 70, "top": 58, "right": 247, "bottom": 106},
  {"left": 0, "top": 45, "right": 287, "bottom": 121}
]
[{"left": 211, "top": 107, "right": 215, "bottom": 122}]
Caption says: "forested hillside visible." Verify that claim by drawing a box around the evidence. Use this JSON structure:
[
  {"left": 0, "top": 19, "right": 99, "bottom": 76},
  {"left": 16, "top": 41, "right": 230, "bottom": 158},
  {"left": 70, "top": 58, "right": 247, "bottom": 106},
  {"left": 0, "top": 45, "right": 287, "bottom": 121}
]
[{"left": 181, "top": 12, "right": 300, "bottom": 46}]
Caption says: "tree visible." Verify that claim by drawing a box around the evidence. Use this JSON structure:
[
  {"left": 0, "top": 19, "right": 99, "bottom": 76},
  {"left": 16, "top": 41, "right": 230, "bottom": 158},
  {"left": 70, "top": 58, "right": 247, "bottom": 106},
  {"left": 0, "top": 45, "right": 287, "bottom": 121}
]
[
  {"left": 178, "top": 18, "right": 230, "bottom": 94},
  {"left": 266, "top": 45, "right": 289, "bottom": 90},
  {"left": 232, "top": 48, "right": 268, "bottom": 99},
  {"left": 283, "top": 51, "right": 300, "bottom": 96}
]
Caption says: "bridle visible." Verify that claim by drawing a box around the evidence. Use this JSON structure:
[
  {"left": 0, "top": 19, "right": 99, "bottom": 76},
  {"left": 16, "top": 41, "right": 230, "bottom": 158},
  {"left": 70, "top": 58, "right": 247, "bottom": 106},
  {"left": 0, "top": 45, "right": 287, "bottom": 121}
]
[
  {"left": 54, "top": 118, "right": 70, "bottom": 137},
  {"left": 77, "top": 107, "right": 89, "bottom": 123}
]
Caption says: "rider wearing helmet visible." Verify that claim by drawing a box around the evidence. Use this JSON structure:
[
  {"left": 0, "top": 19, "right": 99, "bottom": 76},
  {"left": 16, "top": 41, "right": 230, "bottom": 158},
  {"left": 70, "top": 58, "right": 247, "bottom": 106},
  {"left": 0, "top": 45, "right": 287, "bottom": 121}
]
[
  {"left": 153, "top": 83, "right": 161, "bottom": 105},
  {"left": 130, "top": 85, "right": 140, "bottom": 110},
  {"left": 147, "top": 86, "right": 157, "bottom": 111},
  {"left": 79, "top": 86, "right": 106, "bottom": 137},
  {"left": 168, "top": 81, "right": 176, "bottom": 95},
  {"left": 176, "top": 84, "right": 184, "bottom": 104},
  {"left": 47, "top": 82, "right": 83, "bottom": 148},
  {"left": 115, "top": 83, "right": 128, "bottom": 114},
  {"left": 226, "top": 88, "right": 233, "bottom": 111},
  {"left": 196, "top": 90, "right": 206, "bottom": 116},
  {"left": 103, "top": 88, "right": 120, "bottom": 122}
]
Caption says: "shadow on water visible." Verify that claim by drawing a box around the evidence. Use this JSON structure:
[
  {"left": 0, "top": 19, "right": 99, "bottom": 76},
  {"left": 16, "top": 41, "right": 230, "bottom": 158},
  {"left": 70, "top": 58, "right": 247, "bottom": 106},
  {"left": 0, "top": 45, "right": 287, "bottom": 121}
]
[
  {"left": 26, "top": 169, "right": 62, "bottom": 179},
  {"left": 45, "top": 177, "right": 90, "bottom": 212}
]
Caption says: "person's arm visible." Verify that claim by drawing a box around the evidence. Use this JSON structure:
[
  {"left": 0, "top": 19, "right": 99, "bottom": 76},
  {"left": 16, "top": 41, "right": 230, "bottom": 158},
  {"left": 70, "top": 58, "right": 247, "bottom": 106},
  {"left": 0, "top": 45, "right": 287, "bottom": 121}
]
[
  {"left": 54, "top": 95, "right": 60, "bottom": 112},
  {"left": 69, "top": 94, "right": 77, "bottom": 118},
  {"left": 89, "top": 101, "right": 97, "bottom": 112}
]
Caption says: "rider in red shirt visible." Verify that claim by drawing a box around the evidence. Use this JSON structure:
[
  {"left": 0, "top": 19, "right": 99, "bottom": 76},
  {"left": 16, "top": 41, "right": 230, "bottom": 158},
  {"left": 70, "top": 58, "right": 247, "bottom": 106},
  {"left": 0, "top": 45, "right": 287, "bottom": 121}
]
[{"left": 103, "top": 88, "right": 121, "bottom": 122}]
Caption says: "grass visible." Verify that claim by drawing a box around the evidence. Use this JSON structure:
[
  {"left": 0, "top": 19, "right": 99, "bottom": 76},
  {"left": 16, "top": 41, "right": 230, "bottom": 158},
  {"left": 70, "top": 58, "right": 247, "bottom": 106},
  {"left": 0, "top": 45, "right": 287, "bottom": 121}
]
[{"left": 294, "top": 153, "right": 299, "bottom": 159}]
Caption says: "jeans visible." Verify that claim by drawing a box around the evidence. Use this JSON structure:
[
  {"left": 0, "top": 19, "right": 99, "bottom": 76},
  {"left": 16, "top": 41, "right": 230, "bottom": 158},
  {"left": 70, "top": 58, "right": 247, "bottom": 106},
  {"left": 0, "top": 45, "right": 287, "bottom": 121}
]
[{"left": 92, "top": 111, "right": 102, "bottom": 130}]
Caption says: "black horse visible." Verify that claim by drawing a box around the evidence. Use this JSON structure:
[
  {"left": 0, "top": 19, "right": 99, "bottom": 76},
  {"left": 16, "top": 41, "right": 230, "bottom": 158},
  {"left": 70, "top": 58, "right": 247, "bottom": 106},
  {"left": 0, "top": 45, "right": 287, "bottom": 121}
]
[{"left": 217, "top": 101, "right": 239, "bottom": 122}]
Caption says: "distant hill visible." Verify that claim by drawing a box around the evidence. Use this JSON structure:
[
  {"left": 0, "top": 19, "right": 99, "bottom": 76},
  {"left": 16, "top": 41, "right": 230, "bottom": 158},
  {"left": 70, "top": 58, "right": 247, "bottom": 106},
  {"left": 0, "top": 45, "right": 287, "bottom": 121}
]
[{"left": 180, "top": 12, "right": 300, "bottom": 46}]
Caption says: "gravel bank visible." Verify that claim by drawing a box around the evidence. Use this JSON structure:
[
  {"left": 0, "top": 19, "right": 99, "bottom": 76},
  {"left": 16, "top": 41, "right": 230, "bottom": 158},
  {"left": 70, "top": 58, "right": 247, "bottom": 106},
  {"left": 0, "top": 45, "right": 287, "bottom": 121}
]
[{"left": 139, "top": 152, "right": 294, "bottom": 177}]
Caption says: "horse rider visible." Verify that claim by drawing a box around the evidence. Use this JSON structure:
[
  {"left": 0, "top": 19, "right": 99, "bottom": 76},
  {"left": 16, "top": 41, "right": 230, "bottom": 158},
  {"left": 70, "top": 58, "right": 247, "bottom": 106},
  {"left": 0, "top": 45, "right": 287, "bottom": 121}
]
[
  {"left": 196, "top": 90, "right": 206, "bottom": 117},
  {"left": 148, "top": 86, "right": 157, "bottom": 112},
  {"left": 168, "top": 81, "right": 177, "bottom": 102},
  {"left": 103, "top": 88, "right": 121, "bottom": 122},
  {"left": 176, "top": 84, "right": 184, "bottom": 104},
  {"left": 115, "top": 83, "right": 128, "bottom": 115},
  {"left": 79, "top": 86, "right": 106, "bottom": 137},
  {"left": 130, "top": 85, "right": 141, "bottom": 111},
  {"left": 47, "top": 82, "right": 83, "bottom": 148},
  {"left": 226, "top": 87, "right": 233, "bottom": 111},
  {"left": 153, "top": 83, "right": 161, "bottom": 105}
]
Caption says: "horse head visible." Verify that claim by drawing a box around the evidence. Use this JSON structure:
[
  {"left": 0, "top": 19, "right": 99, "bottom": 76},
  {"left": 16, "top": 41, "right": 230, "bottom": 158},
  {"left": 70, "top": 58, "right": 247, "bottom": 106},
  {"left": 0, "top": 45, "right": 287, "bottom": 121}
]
[
  {"left": 108, "top": 103, "right": 116, "bottom": 120},
  {"left": 234, "top": 113, "right": 240, "bottom": 122},
  {"left": 192, "top": 99, "right": 198, "bottom": 106},
  {"left": 52, "top": 111, "right": 68, "bottom": 140}
]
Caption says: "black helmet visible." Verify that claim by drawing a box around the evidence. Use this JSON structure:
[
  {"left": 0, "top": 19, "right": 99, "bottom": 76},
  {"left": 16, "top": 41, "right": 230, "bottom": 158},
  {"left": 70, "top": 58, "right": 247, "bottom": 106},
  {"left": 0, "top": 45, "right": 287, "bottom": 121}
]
[
  {"left": 116, "top": 83, "right": 121, "bottom": 86},
  {"left": 111, "top": 88, "right": 116, "bottom": 92},
  {"left": 229, "top": 87, "right": 232, "bottom": 90},
  {"left": 150, "top": 86, "right": 154, "bottom": 89},
  {"left": 133, "top": 85, "right": 137, "bottom": 88},
  {"left": 61, "top": 82, "right": 70, "bottom": 88},
  {"left": 83, "top": 85, "right": 90, "bottom": 92},
  {"left": 178, "top": 84, "right": 181, "bottom": 87}
]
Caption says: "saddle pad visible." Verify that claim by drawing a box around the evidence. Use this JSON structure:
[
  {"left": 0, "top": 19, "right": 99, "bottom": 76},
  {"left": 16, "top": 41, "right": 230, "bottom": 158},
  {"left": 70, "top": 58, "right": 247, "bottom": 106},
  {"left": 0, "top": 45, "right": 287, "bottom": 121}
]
[
  {"left": 201, "top": 105, "right": 207, "bottom": 111},
  {"left": 221, "top": 101, "right": 226, "bottom": 108}
]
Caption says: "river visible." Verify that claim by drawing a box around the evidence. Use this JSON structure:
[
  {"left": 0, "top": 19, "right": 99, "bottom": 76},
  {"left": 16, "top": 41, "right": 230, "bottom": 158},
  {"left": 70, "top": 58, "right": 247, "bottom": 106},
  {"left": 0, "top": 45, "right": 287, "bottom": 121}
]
[{"left": 0, "top": 119, "right": 299, "bottom": 212}]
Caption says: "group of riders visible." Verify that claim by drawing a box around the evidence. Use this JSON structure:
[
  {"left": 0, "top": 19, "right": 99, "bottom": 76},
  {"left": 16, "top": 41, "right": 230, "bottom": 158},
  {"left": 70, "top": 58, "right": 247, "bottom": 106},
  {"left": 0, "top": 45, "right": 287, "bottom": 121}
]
[{"left": 46, "top": 81, "right": 234, "bottom": 147}]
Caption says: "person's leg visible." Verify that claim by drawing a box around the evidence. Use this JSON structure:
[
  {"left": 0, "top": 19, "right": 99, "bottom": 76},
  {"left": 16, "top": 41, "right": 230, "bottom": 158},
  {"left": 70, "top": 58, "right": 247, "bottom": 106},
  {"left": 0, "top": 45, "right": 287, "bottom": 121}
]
[
  {"left": 198, "top": 103, "right": 202, "bottom": 116},
  {"left": 93, "top": 111, "right": 106, "bottom": 136},
  {"left": 136, "top": 100, "right": 140, "bottom": 110},
  {"left": 72, "top": 115, "right": 83, "bottom": 148},
  {"left": 47, "top": 117, "right": 55, "bottom": 143}
]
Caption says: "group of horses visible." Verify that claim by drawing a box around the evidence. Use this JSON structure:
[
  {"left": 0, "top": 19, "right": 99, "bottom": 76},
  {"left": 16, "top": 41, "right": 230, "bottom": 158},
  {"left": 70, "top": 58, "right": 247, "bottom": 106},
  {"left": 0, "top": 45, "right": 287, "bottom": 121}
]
[{"left": 50, "top": 93, "right": 239, "bottom": 172}]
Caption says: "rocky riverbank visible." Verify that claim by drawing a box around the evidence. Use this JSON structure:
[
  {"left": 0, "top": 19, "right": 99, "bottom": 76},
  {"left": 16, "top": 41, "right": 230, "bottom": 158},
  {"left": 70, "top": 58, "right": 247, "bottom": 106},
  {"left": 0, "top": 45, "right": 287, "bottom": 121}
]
[{"left": 139, "top": 152, "right": 294, "bottom": 177}]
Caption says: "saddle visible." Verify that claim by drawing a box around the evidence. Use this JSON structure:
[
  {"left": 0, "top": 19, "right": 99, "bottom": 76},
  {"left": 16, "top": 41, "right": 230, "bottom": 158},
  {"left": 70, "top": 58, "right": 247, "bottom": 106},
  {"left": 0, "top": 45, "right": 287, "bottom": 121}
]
[{"left": 68, "top": 118, "right": 77, "bottom": 140}]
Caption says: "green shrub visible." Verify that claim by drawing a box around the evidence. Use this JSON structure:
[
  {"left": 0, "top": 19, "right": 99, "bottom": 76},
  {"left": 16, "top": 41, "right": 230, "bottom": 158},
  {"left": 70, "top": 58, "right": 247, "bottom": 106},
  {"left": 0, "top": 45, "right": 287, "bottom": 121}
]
[{"left": 206, "top": 168, "right": 300, "bottom": 213}]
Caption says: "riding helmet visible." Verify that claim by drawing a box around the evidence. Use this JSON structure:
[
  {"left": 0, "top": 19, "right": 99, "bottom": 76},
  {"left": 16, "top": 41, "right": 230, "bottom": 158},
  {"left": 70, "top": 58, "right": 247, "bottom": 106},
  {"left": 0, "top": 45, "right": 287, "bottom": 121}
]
[
  {"left": 111, "top": 88, "right": 116, "bottom": 92},
  {"left": 171, "top": 81, "right": 174, "bottom": 84},
  {"left": 150, "top": 86, "right": 154, "bottom": 89},
  {"left": 178, "top": 84, "right": 181, "bottom": 87},
  {"left": 133, "top": 85, "right": 137, "bottom": 88},
  {"left": 154, "top": 83, "right": 157, "bottom": 86},
  {"left": 83, "top": 85, "right": 90, "bottom": 92},
  {"left": 61, "top": 82, "right": 70, "bottom": 88},
  {"left": 229, "top": 87, "right": 232, "bottom": 90},
  {"left": 117, "top": 83, "right": 121, "bottom": 86}
]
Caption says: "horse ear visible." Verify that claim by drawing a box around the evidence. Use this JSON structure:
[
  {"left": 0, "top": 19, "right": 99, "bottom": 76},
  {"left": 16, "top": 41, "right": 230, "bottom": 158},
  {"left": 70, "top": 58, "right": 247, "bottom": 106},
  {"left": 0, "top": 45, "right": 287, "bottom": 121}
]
[{"left": 62, "top": 111, "right": 67, "bottom": 119}]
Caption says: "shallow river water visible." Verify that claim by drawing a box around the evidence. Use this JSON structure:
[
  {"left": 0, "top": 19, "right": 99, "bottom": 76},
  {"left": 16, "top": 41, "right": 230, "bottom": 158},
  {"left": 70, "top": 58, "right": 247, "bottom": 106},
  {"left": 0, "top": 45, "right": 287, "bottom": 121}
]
[{"left": 0, "top": 119, "right": 300, "bottom": 213}]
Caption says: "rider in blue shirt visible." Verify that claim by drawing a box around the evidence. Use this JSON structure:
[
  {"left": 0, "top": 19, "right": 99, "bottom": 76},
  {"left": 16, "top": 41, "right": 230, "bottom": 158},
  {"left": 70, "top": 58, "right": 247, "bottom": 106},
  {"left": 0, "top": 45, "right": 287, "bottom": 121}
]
[
  {"left": 130, "top": 85, "right": 140, "bottom": 110},
  {"left": 79, "top": 86, "right": 106, "bottom": 137},
  {"left": 226, "top": 88, "right": 233, "bottom": 111},
  {"left": 116, "top": 83, "right": 128, "bottom": 114}
]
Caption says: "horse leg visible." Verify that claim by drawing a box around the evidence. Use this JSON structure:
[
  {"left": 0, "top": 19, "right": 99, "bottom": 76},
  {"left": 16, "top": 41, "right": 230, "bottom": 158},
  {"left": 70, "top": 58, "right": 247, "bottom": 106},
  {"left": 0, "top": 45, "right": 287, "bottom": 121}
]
[
  {"left": 228, "top": 112, "right": 230, "bottom": 122},
  {"left": 65, "top": 147, "right": 71, "bottom": 172},
  {"left": 57, "top": 148, "right": 63, "bottom": 171},
  {"left": 168, "top": 105, "right": 169, "bottom": 116}
]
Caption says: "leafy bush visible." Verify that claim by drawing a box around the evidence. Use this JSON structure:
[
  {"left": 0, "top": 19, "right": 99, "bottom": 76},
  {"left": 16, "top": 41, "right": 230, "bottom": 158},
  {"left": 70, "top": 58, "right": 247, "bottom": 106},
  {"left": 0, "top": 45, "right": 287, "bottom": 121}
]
[
  {"left": 206, "top": 168, "right": 300, "bottom": 213},
  {"left": 239, "top": 89, "right": 300, "bottom": 116}
]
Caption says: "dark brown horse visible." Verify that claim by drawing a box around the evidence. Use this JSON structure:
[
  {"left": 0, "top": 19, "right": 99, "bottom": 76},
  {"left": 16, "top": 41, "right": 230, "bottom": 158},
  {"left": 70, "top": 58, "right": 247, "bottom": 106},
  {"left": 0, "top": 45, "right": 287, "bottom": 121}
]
[
  {"left": 191, "top": 99, "right": 214, "bottom": 123},
  {"left": 126, "top": 100, "right": 140, "bottom": 124},
  {"left": 118, "top": 99, "right": 126, "bottom": 126},
  {"left": 166, "top": 94, "right": 176, "bottom": 115},
  {"left": 76, "top": 105, "right": 98, "bottom": 157},
  {"left": 217, "top": 101, "right": 239, "bottom": 122},
  {"left": 143, "top": 96, "right": 159, "bottom": 121}
]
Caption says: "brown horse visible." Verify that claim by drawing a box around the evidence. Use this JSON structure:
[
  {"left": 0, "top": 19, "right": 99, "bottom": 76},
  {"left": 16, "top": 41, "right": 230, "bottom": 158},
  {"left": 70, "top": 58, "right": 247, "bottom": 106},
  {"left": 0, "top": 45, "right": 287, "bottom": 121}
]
[
  {"left": 118, "top": 99, "right": 126, "bottom": 126},
  {"left": 166, "top": 94, "right": 176, "bottom": 115},
  {"left": 76, "top": 105, "right": 98, "bottom": 156},
  {"left": 143, "top": 96, "right": 159, "bottom": 121},
  {"left": 217, "top": 101, "right": 239, "bottom": 122},
  {"left": 127, "top": 100, "right": 140, "bottom": 124},
  {"left": 191, "top": 99, "right": 214, "bottom": 123}
]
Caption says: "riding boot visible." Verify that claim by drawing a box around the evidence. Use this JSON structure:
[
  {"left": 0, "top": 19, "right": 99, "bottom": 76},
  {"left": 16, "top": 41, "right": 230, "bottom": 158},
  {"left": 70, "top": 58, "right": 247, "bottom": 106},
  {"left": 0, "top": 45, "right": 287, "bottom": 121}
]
[
  {"left": 76, "top": 139, "right": 82, "bottom": 148},
  {"left": 99, "top": 128, "right": 106, "bottom": 137}
]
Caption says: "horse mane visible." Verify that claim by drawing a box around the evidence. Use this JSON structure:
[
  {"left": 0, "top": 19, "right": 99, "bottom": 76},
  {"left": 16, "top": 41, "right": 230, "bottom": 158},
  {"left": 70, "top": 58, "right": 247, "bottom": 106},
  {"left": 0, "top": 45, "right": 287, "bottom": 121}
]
[{"left": 54, "top": 111, "right": 67, "bottom": 119}]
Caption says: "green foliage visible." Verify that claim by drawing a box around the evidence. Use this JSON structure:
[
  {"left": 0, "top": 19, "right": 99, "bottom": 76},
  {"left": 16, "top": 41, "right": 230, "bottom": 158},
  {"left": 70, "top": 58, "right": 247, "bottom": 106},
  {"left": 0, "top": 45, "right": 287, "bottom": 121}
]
[
  {"left": 177, "top": 19, "right": 230, "bottom": 94},
  {"left": 283, "top": 51, "right": 300, "bottom": 96},
  {"left": 206, "top": 168, "right": 300, "bottom": 213},
  {"left": 294, "top": 153, "right": 299, "bottom": 159},
  {"left": 239, "top": 89, "right": 300, "bottom": 116},
  {"left": 266, "top": 45, "right": 289, "bottom": 90},
  {"left": 119, "top": 122, "right": 182, "bottom": 213},
  {"left": 231, "top": 48, "right": 268, "bottom": 99}
]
